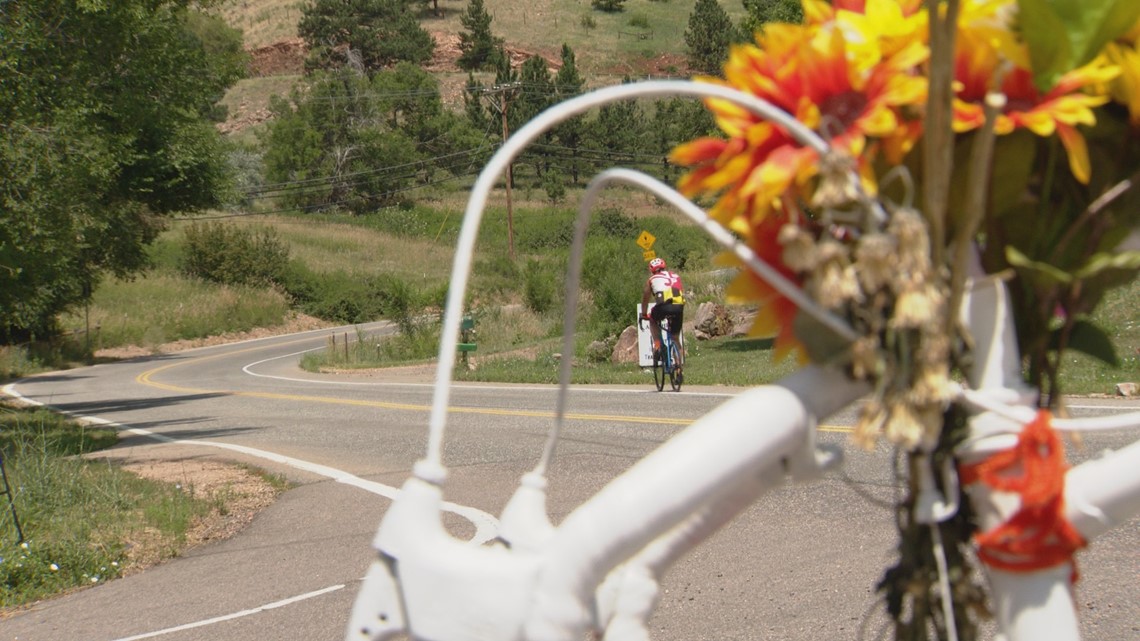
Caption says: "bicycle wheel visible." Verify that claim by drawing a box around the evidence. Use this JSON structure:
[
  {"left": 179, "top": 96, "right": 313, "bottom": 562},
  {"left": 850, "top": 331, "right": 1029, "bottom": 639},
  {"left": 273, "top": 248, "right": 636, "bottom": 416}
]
[
  {"left": 653, "top": 342, "right": 666, "bottom": 391},
  {"left": 668, "top": 340, "right": 682, "bottom": 391}
]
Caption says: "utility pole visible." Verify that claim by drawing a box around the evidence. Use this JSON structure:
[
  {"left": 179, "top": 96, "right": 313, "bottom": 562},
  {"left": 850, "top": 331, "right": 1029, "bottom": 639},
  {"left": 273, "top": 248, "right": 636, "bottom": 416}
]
[{"left": 483, "top": 82, "right": 521, "bottom": 260}]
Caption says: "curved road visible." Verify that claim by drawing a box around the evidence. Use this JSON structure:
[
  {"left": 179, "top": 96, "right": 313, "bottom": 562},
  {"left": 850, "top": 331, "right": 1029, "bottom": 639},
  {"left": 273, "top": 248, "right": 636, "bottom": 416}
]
[{"left": 2, "top": 324, "right": 1137, "bottom": 641}]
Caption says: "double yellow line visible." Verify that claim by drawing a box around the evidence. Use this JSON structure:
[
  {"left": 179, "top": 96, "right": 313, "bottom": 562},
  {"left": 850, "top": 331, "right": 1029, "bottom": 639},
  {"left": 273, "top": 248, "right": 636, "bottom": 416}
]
[{"left": 136, "top": 340, "right": 852, "bottom": 432}]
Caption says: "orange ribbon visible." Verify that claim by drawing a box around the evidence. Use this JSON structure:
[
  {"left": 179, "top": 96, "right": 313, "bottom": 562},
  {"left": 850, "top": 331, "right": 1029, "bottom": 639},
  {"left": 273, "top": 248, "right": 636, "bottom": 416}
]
[{"left": 959, "top": 410, "right": 1086, "bottom": 581}]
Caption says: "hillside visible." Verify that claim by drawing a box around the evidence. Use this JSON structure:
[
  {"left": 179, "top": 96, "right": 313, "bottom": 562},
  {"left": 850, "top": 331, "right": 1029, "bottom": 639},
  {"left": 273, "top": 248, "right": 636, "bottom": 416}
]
[
  {"left": 218, "top": 0, "right": 745, "bottom": 69},
  {"left": 215, "top": 0, "right": 747, "bottom": 133}
]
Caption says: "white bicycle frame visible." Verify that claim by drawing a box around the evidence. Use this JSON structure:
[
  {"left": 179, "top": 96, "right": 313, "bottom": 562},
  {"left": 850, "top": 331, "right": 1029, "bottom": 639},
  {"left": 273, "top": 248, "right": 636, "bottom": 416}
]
[{"left": 345, "top": 80, "right": 1140, "bottom": 641}]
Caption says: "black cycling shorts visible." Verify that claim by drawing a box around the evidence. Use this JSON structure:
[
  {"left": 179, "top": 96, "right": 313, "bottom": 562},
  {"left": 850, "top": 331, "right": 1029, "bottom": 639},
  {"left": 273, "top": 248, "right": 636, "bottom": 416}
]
[{"left": 650, "top": 303, "right": 684, "bottom": 335}]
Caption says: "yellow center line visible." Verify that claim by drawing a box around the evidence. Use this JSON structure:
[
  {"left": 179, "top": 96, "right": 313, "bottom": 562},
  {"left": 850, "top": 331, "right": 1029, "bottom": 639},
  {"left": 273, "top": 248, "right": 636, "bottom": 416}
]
[{"left": 135, "top": 344, "right": 852, "bottom": 432}]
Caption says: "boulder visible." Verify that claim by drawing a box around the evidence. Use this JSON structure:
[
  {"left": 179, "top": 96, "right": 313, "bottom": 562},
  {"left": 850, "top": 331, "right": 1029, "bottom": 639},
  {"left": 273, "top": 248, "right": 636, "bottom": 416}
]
[
  {"left": 1116, "top": 382, "right": 1138, "bottom": 397},
  {"left": 693, "top": 302, "right": 733, "bottom": 339},
  {"left": 730, "top": 308, "right": 757, "bottom": 338},
  {"left": 611, "top": 325, "right": 640, "bottom": 363},
  {"left": 587, "top": 340, "right": 611, "bottom": 363}
]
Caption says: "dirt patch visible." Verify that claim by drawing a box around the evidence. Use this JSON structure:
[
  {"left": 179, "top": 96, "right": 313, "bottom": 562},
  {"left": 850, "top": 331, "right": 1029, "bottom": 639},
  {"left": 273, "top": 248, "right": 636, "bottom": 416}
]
[
  {"left": 111, "top": 457, "right": 284, "bottom": 572},
  {"left": 248, "top": 37, "right": 307, "bottom": 77},
  {"left": 76, "top": 314, "right": 329, "bottom": 570}
]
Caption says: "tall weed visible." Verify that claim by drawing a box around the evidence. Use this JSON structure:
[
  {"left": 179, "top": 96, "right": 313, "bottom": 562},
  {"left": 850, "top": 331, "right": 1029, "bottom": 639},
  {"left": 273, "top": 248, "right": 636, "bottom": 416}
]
[
  {"left": 60, "top": 274, "right": 290, "bottom": 349},
  {"left": 0, "top": 407, "right": 209, "bottom": 608}
]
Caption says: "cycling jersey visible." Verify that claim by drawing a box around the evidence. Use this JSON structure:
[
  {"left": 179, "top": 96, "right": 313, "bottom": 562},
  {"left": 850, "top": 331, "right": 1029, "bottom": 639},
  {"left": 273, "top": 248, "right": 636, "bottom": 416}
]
[{"left": 649, "top": 270, "right": 684, "bottom": 305}]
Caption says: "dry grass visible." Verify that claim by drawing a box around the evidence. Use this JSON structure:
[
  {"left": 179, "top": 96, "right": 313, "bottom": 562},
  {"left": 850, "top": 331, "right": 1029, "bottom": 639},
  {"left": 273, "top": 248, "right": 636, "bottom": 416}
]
[
  {"left": 217, "top": 0, "right": 304, "bottom": 48},
  {"left": 241, "top": 216, "right": 456, "bottom": 279}
]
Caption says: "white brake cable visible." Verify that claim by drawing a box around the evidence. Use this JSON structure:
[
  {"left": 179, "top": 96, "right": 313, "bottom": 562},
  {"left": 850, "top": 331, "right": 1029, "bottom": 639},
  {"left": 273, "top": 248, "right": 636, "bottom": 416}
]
[
  {"left": 421, "top": 79, "right": 867, "bottom": 477},
  {"left": 955, "top": 383, "right": 1140, "bottom": 433}
]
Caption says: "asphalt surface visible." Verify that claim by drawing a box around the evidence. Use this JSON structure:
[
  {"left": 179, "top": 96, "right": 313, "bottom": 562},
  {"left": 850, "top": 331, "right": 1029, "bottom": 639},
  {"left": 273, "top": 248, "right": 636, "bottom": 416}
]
[{"left": 1, "top": 322, "right": 1137, "bottom": 641}]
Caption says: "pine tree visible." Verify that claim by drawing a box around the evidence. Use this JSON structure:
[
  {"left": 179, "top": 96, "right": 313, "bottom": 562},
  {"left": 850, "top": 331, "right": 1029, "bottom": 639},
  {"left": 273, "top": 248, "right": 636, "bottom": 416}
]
[
  {"left": 591, "top": 0, "right": 626, "bottom": 12},
  {"left": 552, "top": 45, "right": 587, "bottom": 184},
  {"left": 457, "top": 0, "right": 503, "bottom": 71},
  {"left": 685, "top": 0, "right": 735, "bottom": 76},
  {"left": 299, "top": 0, "right": 433, "bottom": 73},
  {"left": 464, "top": 72, "right": 491, "bottom": 131},
  {"left": 553, "top": 44, "right": 584, "bottom": 98}
]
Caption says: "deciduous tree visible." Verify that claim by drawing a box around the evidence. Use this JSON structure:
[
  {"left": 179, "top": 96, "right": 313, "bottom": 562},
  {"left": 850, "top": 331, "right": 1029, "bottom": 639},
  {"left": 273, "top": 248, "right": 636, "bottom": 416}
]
[
  {"left": 262, "top": 66, "right": 485, "bottom": 214},
  {"left": 740, "top": 0, "right": 804, "bottom": 39},
  {"left": 0, "top": 0, "right": 240, "bottom": 341}
]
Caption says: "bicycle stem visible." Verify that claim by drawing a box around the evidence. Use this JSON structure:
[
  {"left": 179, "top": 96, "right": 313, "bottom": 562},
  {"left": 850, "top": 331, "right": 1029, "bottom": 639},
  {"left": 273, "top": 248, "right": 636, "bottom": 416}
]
[{"left": 957, "top": 256, "right": 1140, "bottom": 641}]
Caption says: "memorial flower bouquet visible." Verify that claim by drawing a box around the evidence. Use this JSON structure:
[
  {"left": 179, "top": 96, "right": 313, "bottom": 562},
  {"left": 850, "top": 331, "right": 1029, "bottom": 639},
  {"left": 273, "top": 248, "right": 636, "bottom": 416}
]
[{"left": 669, "top": 0, "right": 1140, "bottom": 637}]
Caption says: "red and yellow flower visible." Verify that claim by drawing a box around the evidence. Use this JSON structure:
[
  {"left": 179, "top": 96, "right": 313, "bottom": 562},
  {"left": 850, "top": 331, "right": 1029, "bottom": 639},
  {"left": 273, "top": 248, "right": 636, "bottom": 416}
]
[
  {"left": 671, "top": 0, "right": 1134, "bottom": 363},
  {"left": 951, "top": 3, "right": 1119, "bottom": 184},
  {"left": 669, "top": 2, "right": 927, "bottom": 357}
]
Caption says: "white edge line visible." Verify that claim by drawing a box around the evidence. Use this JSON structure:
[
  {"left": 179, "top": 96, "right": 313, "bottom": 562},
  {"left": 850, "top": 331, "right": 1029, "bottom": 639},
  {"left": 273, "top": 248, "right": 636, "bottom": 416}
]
[
  {"left": 0, "top": 384, "right": 500, "bottom": 544},
  {"left": 109, "top": 584, "right": 346, "bottom": 641}
]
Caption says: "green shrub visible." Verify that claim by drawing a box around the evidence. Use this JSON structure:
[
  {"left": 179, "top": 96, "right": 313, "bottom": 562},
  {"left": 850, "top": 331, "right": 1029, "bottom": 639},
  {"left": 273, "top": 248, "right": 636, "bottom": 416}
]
[
  {"left": 542, "top": 170, "right": 567, "bottom": 204},
  {"left": 581, "top": 236, "right": 644, "bottom": 335},
  {"left": 472, "top": 253, "right": 522, "bottom": 300},
  {"left": 518, "top": 211, "right": 575, "bottom": 251},
  {"left": 589, "top": 207, "right": 638, "bottom": 239},
  {"left": 180, "top": 222, "right": 290, "bottom": 287},
  {"left": 592, "top": 0, "right": 625, "bottom": 12},
  {"left": 523, "top": 260, "right": 557, "bottom": 314}
]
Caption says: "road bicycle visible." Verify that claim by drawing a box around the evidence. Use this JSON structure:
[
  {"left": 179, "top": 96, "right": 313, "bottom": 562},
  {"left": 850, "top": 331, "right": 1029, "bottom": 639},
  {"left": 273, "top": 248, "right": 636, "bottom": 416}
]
[
  {"left": 642, "top": 314, "right": 683, "bottom": 392},
  {"left": 345, "top": 80, "right": 1140, "bottom": 641}
]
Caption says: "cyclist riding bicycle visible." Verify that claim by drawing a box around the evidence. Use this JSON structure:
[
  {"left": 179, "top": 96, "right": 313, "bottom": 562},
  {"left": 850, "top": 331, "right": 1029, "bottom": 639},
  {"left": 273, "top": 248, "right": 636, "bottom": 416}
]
[{"left": 640, "top": 257, "right": 684, "bottom": 361}]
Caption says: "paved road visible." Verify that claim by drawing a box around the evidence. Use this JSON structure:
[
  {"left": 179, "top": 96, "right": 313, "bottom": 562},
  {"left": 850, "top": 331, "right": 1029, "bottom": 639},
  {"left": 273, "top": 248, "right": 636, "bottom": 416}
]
[{"left": 2, "top": 324, "right": 1137, "bottom": 641}]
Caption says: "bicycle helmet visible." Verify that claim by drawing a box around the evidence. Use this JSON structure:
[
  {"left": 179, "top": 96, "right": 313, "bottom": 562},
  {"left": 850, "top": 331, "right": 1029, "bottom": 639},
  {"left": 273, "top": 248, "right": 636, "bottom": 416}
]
[{"left": 648, "top": 257, "right": 667, "bottom": 273}]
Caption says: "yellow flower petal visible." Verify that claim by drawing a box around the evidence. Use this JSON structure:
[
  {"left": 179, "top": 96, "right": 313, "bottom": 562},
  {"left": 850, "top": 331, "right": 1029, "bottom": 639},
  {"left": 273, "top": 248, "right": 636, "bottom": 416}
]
[{"left": 1056, "top": 123, "right": 1092, "bottom": 185}]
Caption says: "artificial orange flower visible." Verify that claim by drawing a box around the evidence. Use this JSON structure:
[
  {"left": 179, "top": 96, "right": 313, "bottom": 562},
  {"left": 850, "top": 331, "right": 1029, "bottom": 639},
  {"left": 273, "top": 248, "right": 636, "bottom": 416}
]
[
  {"left": 671, "top": 21, "right": 927, "bottom": 232},
  {"left": 953, "top": 55, "right": 1117, "bottom": 184},
  {"left": 721, "top": 202, "right": 806, "bottom": 362},
  {"left": 805, "top": 0, "right": 927, "bottom": 68},
  {"left": 670, "top": 6, "right": 928, "bottom": 362}
]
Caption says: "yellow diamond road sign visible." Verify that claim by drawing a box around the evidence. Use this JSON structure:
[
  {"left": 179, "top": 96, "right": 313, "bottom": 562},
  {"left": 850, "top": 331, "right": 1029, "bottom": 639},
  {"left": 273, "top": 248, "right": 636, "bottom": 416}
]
[
  {"left": 637, "top": 230, "right": 656, "bottom": 250},
  {"left": 643, "top": 249, "right": 656, "bottom": 261}
]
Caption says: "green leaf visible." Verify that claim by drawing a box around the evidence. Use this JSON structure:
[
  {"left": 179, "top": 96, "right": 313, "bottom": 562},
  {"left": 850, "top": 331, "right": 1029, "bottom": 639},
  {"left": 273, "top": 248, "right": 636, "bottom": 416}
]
[
  {"left": 988, "top": 131, "right": 1039, "bottom": 218},
  {"left": 1052, "top": 319, "right": 1119, "bottom": 366},
  {"left": 1071, "top": 251, "right": 1140, "bottom": 308},
  {"left": 1017, "top": 0, "right": 1140, "bottom": 91},
  {"left": 1018, "top": 0, "right": 1072, "bottom": 91},
  {"left": 1005, "top": 245, "right": 1073, "bottom": 286},
  {"left": 1074, "top": 250, "right": 1140, "bottom": 281}
]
